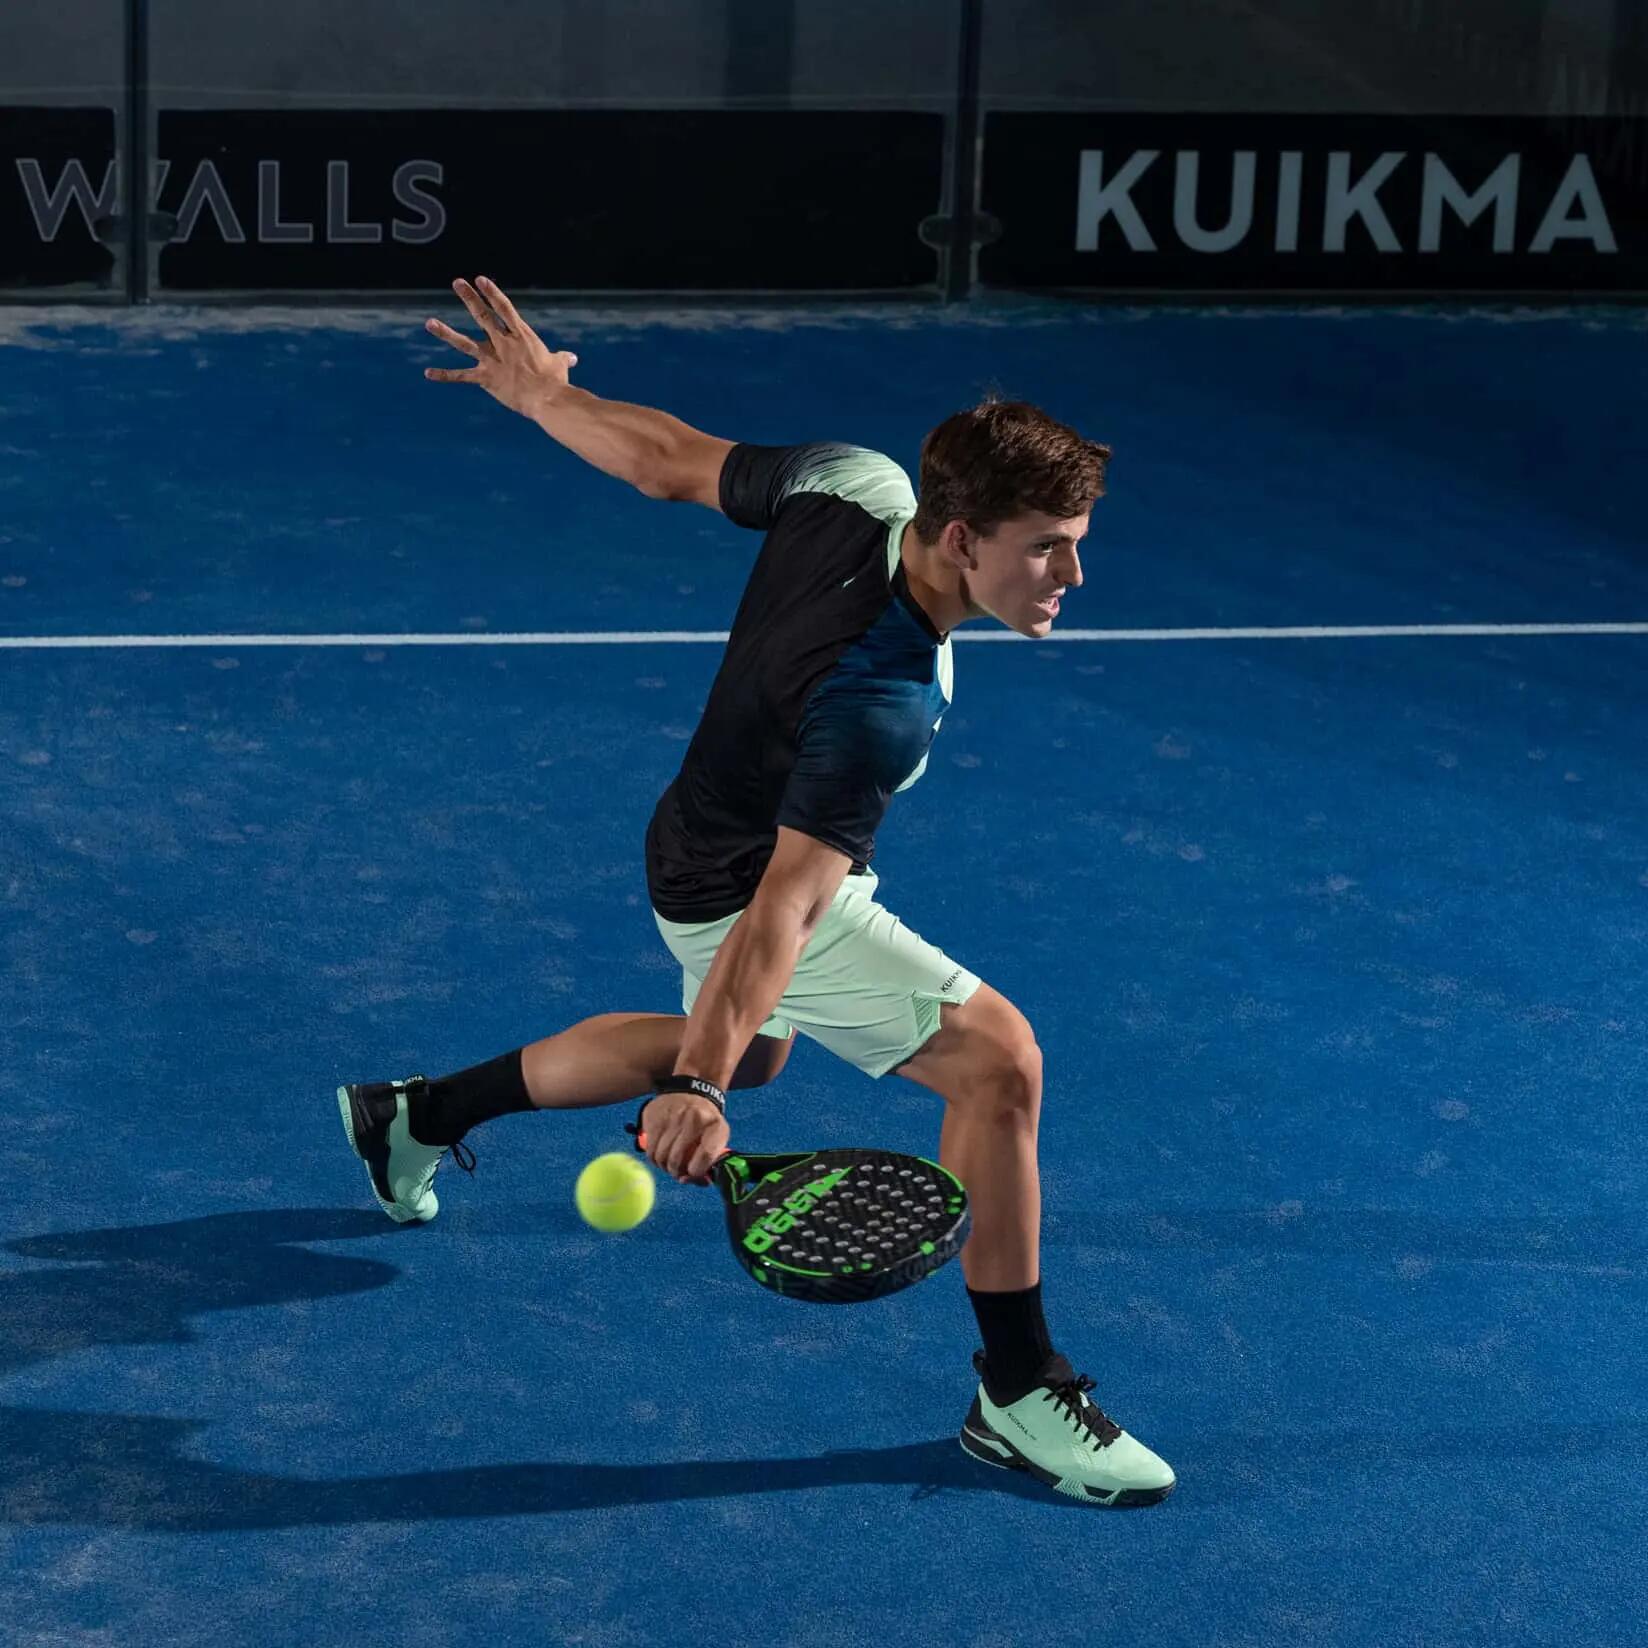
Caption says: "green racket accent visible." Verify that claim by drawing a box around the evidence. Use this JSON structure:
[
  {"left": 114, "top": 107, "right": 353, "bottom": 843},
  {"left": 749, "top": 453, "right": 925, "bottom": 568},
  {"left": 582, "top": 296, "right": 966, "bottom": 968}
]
[
  {"left": 722, "top": 1152, "right": 821, "bottom": 1207},
  {"left": 739, "top": 1166, "right": 855, "bottom": 1255},
  {"left": 710, "top": 1147, "right": 970, "bottom": 1305}
]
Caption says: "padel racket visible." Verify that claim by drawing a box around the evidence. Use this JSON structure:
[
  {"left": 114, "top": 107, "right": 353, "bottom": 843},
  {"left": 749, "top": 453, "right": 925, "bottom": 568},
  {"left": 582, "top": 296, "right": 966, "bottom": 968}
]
[{"left": 632, "top": 1129, "right": 969, "bottom": 1304}]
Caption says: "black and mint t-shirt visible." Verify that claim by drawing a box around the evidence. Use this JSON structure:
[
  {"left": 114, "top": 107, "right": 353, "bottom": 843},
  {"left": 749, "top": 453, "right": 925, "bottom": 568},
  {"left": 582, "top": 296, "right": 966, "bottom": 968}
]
[{"left": 645, "top": 442, "right": 954, "bottom": 922}]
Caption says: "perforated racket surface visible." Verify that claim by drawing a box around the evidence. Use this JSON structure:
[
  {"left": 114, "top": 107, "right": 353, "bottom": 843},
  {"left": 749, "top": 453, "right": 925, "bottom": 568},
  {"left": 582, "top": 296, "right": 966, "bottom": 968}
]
[{"left": 707, "top": 1147, "right": 969, "bottom": 1303}]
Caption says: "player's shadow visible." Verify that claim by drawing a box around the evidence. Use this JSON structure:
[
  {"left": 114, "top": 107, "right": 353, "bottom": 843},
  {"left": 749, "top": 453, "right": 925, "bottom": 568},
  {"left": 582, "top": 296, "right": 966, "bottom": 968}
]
[
  {"left": 0, "top": 1206, "right": 1057, "bottom": 1530},
  {"left": 0, "top": 1208, "right": 399, "bottom": 1386},
  {"left": 11, "top": 1203, "right": 1636, "bottom": 1530},
  {"left": 0, "top": 1406, "right": 1064, "bottom": 1528}
]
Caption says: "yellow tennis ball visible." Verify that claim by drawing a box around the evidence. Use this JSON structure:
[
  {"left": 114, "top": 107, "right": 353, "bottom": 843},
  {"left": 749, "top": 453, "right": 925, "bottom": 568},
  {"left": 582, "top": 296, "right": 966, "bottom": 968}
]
[{"left": 574, "top": 1152, "right": 656, "bottom": 1232}]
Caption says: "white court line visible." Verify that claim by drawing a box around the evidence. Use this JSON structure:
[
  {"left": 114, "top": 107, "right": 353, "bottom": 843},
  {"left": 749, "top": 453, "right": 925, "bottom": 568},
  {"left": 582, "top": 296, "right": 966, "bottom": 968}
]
[{"left": 0, "top": 622, "right": 1646, "bottom": 650}]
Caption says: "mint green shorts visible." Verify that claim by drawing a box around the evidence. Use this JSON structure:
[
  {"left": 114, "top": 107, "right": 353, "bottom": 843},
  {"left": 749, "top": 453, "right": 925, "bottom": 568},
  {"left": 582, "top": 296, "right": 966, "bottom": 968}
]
[{"left": 652, "top": 868, "right": 983, "bottom": 1079}]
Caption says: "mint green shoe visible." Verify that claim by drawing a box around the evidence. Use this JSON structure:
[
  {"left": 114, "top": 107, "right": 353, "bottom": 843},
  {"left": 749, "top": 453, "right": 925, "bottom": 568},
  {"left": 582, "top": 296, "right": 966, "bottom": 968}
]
[
  {"left": 336, "top": 1075, "right": 474, "bottom": 1224},
  {"left": 959, "top": 1351, "right": 1176, "bottom": 1507}
]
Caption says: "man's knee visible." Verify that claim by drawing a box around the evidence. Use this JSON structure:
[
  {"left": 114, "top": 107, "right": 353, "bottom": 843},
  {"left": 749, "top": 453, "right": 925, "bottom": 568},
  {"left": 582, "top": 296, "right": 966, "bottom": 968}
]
[{"left": 946, "top": 995, "right": 1043, "bottom": 1113}]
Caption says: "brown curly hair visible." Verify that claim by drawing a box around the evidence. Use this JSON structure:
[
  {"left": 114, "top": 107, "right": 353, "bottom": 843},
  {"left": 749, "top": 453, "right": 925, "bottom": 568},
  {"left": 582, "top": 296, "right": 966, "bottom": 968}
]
[{"left": 910, "top": 397, "right": 1111, "bottom": 543}]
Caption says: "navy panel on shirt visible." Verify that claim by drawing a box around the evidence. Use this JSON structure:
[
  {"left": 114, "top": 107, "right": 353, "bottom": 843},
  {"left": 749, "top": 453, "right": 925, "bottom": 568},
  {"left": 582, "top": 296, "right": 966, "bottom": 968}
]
[
  {"left": 644, "top": 441, "right": 953, "bottom": 923},
  {"left": 775, "top": 597, "right": 949, "bottom": 865}
]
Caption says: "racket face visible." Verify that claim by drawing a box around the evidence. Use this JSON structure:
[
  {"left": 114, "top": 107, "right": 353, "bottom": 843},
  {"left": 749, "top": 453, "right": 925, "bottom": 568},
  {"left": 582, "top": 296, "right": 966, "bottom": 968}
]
[{"left": 714, "top": 1149, "right": 969, "bottom": 1304}]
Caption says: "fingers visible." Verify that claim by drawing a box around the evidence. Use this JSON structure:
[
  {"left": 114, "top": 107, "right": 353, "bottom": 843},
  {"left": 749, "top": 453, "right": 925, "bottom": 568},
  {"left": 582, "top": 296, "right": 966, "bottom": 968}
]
[
  {"left": 662, "top": 1138, "right": 697, "bottom": 1182},
  {"left": 475, "top": 276, "right": 530, "bottom": 340},
  {"left": 424, "top": 316, "right": 484, "bottom": 359},
  {"left": 644, "top": 1112, "right": 683, "bottom": 1181},
  {"left": 683, "top": 1147, "right": 724, "bottom": 1185},
  {"left": 451, "top": 277, "right": 509, "bottom": 346},
  {"left": 657, "top": 1124, "right": 694, "bottom": 1184},
  {"left": 649, "top": 1121, "right": 726, "bottom": 1185},
  {"left": 422, "top": 308, "right": 483, "bottom": 382},
  {"left": 684, "top": 1121, "right": 731, "bottom": 1186}
]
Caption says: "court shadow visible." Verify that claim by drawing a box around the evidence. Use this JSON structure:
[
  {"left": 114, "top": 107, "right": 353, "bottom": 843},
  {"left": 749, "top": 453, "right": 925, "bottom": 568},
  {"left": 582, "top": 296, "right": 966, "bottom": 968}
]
[
  {"left": 5, "top": 1205, "right": 1639, "bottom": 1529},
  {"left": 0, "top": 1409, "right": 1066, "bottom": 1529},
  {"left": 0, "top": 1207, "right": 401, "bottom": 1382},
  {"left": 4, "top": 1400, "right": 1644, "bottom": 1529},
  {"left": 0, "top": 1206, "right": 1057, "bottom": 1528}
]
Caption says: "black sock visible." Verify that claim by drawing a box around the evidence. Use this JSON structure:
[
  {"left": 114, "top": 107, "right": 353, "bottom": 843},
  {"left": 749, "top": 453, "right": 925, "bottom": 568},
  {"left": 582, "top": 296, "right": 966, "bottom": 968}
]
[
  {"left": 406, "top": 1049, "right": 534, "bottom": 1146},
  {"left": 967, "top": 1280, "right": 1056, "bottom": 1403}
]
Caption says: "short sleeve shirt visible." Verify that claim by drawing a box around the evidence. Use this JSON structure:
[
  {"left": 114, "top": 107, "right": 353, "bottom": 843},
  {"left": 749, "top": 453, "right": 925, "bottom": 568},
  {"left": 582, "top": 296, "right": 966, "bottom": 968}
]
[{"left": 645, "top": 443, "right": 953, "bottom": 922}]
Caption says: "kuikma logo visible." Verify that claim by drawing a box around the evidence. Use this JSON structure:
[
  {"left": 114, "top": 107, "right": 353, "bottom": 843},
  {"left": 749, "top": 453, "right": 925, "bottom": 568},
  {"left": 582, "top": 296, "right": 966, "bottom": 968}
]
[
  {"left": 13, "top": 156, "right": 446, "bottom": 245},
  {"left": 1074, "top": 147, "right": 1617, "bottom": 257}
]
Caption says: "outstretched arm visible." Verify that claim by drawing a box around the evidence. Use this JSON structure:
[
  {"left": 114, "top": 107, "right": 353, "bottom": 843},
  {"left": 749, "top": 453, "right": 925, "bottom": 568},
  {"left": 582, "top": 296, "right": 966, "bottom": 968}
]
[{"left": 424, "top": 275, "right": 732, "bottom": 507}]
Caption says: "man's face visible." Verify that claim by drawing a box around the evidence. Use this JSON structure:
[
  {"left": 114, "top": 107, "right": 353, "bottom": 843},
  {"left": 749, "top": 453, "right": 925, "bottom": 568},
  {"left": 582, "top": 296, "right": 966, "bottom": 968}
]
[{"left": 957, "top": 510, "right": 1088, "bottom": 638}]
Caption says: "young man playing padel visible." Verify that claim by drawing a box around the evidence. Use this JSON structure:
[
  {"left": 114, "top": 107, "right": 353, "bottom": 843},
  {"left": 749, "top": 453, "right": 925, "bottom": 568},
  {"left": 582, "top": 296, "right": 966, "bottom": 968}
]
[{"left": 338, "top": 276, "right": 1176, "bottom": 1508}]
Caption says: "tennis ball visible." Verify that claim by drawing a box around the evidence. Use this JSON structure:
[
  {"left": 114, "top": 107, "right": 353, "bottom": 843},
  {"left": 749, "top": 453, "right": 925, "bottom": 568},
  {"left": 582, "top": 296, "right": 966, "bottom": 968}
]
[{"left": 574, "top": 1152, "right": 656, "bottom": 1233}]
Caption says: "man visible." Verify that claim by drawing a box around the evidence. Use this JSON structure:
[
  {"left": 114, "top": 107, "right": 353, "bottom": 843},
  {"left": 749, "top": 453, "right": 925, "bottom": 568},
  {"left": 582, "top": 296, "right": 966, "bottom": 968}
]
[{"left": 338, "top": 277, "right": 1175, "bottom": 1508}]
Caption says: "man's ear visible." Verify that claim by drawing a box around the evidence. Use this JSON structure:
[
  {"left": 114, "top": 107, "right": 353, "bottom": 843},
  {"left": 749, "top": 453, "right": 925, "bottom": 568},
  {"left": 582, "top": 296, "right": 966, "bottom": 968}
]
[{"left": 942, "top": 520, "right": 978, "bottom": 573}]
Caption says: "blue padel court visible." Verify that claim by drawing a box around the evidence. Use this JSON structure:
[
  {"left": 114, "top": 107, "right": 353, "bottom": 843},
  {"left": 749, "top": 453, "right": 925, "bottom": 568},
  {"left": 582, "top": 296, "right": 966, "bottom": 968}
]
[{"left": 2, "top": 300, "right": 1645, "bottom": 1646}]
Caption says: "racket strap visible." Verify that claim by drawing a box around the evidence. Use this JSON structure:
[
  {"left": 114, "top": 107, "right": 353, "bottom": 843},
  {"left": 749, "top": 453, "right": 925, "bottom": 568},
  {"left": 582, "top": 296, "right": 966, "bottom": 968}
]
[{"left": 622, "top": 1074, "right": 727, "bottom": 1152}]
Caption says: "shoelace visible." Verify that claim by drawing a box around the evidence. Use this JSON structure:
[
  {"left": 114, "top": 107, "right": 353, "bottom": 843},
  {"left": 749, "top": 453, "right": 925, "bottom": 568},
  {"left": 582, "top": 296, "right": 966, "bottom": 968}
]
[
  {"left": 412, "top": 1138, "right": 477, "bottom": 1199},
  {"left": 1041, "top": 1372, "right": 1123, "bottom": 1448},
  {"left": 388, "top": 1078, "right": 477, "bottom": 1180}
]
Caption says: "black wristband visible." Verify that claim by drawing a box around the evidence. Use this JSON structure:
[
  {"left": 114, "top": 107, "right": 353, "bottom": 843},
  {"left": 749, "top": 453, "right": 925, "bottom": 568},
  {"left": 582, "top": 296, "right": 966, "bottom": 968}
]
[
  {"left": 623, "top": 1074, "right": 727, "bottom": 1152},
  {"left": 655, "top": 1074, "right": 727, "bottom": 1110}
]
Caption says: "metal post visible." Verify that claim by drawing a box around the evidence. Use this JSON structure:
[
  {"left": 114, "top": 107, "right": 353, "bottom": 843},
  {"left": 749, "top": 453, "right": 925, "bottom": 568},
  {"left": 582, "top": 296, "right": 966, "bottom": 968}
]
[
  {"left": 126, "top": 0, "right": 150, "bottom": 302},
  {"left": 944, "top": 0, "right": 984, "bottom": 302}
]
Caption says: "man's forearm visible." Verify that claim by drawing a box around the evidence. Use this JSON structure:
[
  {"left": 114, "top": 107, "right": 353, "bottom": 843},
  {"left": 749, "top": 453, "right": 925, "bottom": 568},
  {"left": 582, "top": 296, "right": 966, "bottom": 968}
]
[
  {"left": 530, "top": 385, "right": 697, "bottom": 492},
  {"left": 675, "top": 904, "right": 812, "bottom": 1090}
]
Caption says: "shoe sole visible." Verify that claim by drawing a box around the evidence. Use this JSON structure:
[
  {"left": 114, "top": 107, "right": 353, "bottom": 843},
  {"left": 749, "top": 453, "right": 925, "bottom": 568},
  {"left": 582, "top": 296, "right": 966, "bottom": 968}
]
[
  {"left": 959, "top": 1408, "right": 1175, "bottom": 1509},
  {"left": 336, "top": 1085, "right": 424, "bottom": 1224}
]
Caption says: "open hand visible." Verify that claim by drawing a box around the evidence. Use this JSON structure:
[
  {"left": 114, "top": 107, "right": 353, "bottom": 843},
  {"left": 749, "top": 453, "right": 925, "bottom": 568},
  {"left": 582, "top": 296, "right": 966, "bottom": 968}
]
[{"left": 422, "top": 276, "right": 578, "bottom": 420}]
